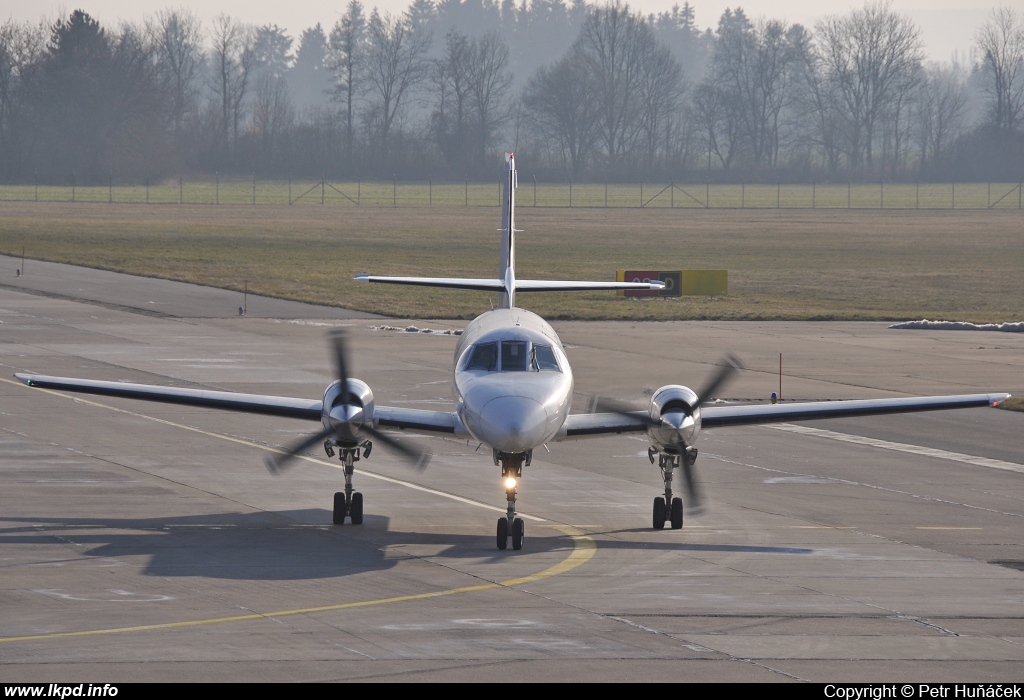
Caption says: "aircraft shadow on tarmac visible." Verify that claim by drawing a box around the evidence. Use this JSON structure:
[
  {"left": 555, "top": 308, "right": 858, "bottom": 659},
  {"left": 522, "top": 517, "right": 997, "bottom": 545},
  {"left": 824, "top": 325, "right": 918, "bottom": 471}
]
[{"left": 1, "top": 512, "right": 813, "bottom": 580}]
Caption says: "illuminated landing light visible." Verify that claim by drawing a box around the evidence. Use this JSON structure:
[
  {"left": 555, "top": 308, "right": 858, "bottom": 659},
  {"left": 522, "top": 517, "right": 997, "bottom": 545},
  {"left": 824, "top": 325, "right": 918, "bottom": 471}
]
[{"left": 504, "top": 477, "right": 517, "bottom": 489}]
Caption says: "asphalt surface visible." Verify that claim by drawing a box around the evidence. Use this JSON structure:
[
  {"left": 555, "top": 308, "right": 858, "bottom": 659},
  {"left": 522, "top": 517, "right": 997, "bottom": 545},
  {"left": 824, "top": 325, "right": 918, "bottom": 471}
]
[{"left": 1, "top": 258, "right": 1022, "bottom": 682}]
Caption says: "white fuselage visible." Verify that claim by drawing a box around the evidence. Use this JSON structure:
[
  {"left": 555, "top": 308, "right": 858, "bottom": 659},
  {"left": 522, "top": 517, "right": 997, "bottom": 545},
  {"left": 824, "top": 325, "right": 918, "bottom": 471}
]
[{"left": 452, "top": 307, "right": 573, "bottom": 453}]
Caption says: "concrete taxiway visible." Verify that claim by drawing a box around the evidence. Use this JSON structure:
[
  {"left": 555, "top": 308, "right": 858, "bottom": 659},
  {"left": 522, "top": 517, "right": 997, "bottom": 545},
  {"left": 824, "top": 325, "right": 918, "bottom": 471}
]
[{"left": 1, "top": 256, "right": 1022, "bottom": 682}]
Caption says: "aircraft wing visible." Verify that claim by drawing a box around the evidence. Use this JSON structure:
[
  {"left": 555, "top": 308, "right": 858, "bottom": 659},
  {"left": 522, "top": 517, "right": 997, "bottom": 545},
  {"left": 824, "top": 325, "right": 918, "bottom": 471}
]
[
  {"left": 355, "top": 274, "right": 663, "bottom": 292},
  {"left": 14, "top": 373, "right": 463, "bottom": 437},
  {"left": 557, "top": 393, "right": 1009, "bottom": 439},
  {"left": 14, "top": 373, "right": 323, "bottom": 420},
  {"left": 700, "top": 393, "right": 1009, "bottom": 428}
]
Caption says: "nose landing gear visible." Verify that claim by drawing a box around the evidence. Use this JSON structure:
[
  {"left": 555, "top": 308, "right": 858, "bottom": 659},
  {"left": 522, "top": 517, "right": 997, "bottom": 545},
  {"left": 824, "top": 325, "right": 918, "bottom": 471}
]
[
  {"left": 495, "top": 450, "right": 529, "bottom": 550},
  {"left": 331, "top": 441, "right": 369, "bottom": 525},
  {"left": 651, "top": 447, "right": 696, "bottom": 530}
]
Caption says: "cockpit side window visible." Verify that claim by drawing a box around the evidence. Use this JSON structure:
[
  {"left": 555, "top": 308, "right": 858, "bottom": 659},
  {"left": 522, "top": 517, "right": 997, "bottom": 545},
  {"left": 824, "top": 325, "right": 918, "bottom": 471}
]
[
  {"left": 465, "top": 342, "right": 498, "bottom": 370},
  {"left": 501, "top": 340, "right": 529, "bottom": 371},
  {"left": 532, "top": 344, "right": 560, "bottom": 371}
]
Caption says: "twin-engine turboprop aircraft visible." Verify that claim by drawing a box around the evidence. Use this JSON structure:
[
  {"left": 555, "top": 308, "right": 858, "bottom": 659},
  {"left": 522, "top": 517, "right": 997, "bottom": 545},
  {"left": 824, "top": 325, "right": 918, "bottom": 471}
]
[{"left": 15, "top": 153, "right": 1010, "bottom": 551}]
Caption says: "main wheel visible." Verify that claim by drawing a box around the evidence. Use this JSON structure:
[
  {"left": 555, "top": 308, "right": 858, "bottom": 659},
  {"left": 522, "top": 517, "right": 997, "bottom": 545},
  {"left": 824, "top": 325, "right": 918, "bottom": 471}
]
[
  {"left": 349, "top": 492, "right": 363, "bottom": 525},
  {"left": 496, "top": 517, "right": 509, "bottom": 550},
  {"left": 653, "top": 496, "right": 666, "bottom": 530},
  {"left": 511, "top": 517, "right": 525, "bottom": 551},
  {"left": 333, "top": 492, "right": 347, "bottom": 524},
  {"left": 670, "top": 497, "right": 684, "bottom": 530}
]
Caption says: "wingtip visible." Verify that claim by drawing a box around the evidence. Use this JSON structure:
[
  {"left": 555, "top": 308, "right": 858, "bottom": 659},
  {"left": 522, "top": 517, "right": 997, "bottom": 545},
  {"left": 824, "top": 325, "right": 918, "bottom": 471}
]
[{"left": 354, "top": 274, "right": 369, "bottom": 283}]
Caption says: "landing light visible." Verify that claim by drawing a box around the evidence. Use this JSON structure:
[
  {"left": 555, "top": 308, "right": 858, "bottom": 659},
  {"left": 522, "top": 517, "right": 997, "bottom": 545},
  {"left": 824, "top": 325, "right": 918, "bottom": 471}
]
[{"left": 504, "top": 477, "right": 517, "bottom": 489}]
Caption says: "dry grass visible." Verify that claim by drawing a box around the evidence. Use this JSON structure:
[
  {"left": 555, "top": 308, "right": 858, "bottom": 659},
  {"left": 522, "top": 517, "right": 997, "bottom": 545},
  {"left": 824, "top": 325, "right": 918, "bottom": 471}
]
[
  {"left": 1, "top": 202, "right": 1021, "bottom": 321},
  {"left": 997, "top": 397, "right": 1024, "bottom": 412}
]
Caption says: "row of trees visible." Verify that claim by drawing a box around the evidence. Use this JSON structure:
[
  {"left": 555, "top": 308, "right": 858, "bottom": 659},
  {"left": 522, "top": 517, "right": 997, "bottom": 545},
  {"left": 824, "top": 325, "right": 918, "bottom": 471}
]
[{"left": 0, "top": 1, "right": 1022, "bottom": 184}]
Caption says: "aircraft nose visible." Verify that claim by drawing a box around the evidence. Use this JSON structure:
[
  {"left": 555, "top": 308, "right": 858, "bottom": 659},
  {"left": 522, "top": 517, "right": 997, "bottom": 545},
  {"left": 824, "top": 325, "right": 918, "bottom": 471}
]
[{"left": 476, "top": 396, "right": 550, "bottom": 453}]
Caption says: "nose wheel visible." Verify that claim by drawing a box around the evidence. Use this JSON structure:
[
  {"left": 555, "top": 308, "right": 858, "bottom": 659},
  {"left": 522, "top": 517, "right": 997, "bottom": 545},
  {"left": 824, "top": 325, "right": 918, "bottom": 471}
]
[
  {"left": 331, "top": 444, "right": 366, "bottom": 525},
  {"left": 653, "top": 451, "right": 691, "bottom": 530},
  {"left": 495, "top": 450, "right": 528, "bottom": 550}
]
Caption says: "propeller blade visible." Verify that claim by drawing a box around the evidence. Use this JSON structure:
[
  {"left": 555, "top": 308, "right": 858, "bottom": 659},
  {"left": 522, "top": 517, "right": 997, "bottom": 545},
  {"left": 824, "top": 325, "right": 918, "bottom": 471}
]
[
  {"left": 586, "top": 395, "right": 658, "bottom": 425},
  {"left": 693, "top": 354, "right": 744, "bottom": 408},
  {"left": 329, "top": 330, "right": 350, "bottom": 389},
  {"left": 680, "top": 456, "right": 704, "bottom": 515},
  {"left": 265, "top": 425, "right": 337, "bottom": 475},
  {"left": 365, "top": 426, "right": 432, "bottom": 471}
]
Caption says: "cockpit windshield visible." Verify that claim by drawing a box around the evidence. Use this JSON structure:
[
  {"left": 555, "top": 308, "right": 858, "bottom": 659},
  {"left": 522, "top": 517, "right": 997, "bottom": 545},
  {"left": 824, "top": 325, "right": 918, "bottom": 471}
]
[
  {"left": 465, "top": 342, "right": 498, "bottom": 370},
  {"left": 463, "top": 340, "right": 561, "bottom": 372}
]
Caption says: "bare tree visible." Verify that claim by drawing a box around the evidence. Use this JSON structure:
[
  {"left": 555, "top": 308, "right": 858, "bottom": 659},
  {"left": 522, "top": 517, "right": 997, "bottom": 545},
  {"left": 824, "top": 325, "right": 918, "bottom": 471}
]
[
  {"left": 209, "top": 15, "right": 256, "bottom": 154},
  {"left": 692, "top": 80, "right": 740, "bottom": 170},
  {"left": 524, "top": 51, "right": 597, "bottom": 178},
  {"left": 251, "top": 73, "right": 294, "bottom": 165},
  {"left": 816, "top": 1, "right": 923, "bottom": 172},
  {"left": 362, "top": 9, "right": 431, "bottom": 159},
  {"left": 636, "top": 40, "right": 683, "bottom": 172},
  {"left": 789, "top": 23, "right": 845, "bottom": 175},
  {"left": 571, "top": 2, "right": 650, "bottom": 170},
  {"left": 147, "top": 9, "right": 201, "bottom": 146},
  {"left": 330, "top": 1, "right": 366, "bottom": 161},
  {"left": 467, "top": 31, "right": 512, "bottom": 170},
  {"left": 0, "top": 19, "right": 45, "bottom": 171},
  {"left": 431, "top": 28, "right": 472, "bottom": 169},
  {"left": 914, "top": 63, "right": 969, "bottom": 176},
  {"left": 976, "top": 6, "right": 1024, "bottom": 135}
]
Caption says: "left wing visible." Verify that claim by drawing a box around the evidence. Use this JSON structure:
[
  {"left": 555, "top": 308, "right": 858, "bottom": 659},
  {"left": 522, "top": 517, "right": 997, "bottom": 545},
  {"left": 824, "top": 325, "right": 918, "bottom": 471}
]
[
  {"left": 354, "top": 274, "right": 664, "bottom": 293},
  {"left": 557, "top": 393, "right": 1010, "bottom": 439},
  {"left": 13, "top": 373, "right": 464, "bottom": 436},
  {"left": 14, "top": 373, "right": 322, "bottom": 421}
]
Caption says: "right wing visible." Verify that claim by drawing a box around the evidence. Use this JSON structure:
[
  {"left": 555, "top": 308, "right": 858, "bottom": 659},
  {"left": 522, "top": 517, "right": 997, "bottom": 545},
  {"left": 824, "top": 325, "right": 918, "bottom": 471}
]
[
  {"left": 354, "top": 274, "right": 664, "bottom": 293},
  {"left": 556, "top": 393, "right": 1010, "bottom": 440}
]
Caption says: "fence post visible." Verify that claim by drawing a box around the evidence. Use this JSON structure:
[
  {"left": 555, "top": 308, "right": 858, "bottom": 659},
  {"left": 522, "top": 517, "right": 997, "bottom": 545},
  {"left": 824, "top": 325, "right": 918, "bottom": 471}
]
[
  {"left": 179, "top": 176, "right": 182, "bottom": 204},
  {"left": 705, "top": 182, "right": 709, "bottom": 209},
  {"left": 847, "top": 181, "right": 851, "bottom": 209},
  {"left": 429, "top": 179, "right": 432, "bottom": 206},
  {"left": 776, "top": 182, "right": 780, "bottom": 209},
  {"left": 288, "top": 178, "right": 291, "bottom": 205},
  {"left": 604, "top": 180, "right": 608, "bottom": 208},
  {"left": 146, "top": 176, "right": 149, "bottom": 204},
  {"left": 72, "top": 171, "right": 75, "bottom": 202},
  {"left": 987, "top": 181, "right": 991, "bottom": 208},
  {"left": 880, "top": 180, "right": 883, "bottom": 209},
  {"left": 640, "top": 180, "right": 643, "bottom": 208},
  {"left": 671, "top": 182, "right": 674, "bottom": 208},
  {"left": 952, "top": 181, "right": 955, "bottom": 209},
  {"left": 34, "top": 169, "right": 38, "bottom": 202},
  {"left": 252, "top": 173, "right": 256, "bottom": 205},
  {"left": 322, "top": 175, "right": 325, "bottom": 205},
  {"left": 393, "top": 175, "right": 397, "bottom": 207},
  {"left": 569, "top": 178, "right": 572, "bottom": 208},
  {"left": 916, "top": 181, "right": 919, "bottom": 209},
  {"left": 812, "top": 181, "right": 815, "bottom": 209},
  {"left": 1019, "top": 180, "right": 1022, "bottom": 209},
  {"left": 742, "top": 182, "right": 745, "bottom": 209},
  {"left": 216, "top": 174, "right": 219, "bottom": 205},
  {"left": 465, "top": 179, "right": 468, "bottom": 207},
  {"left": 533, "top": 175, "right": 537, "bottom": 207},
  {"left": 357, "top": 179, "right": 360, "bottom": 205},
  {"left": 108, "top": 172, "right": 112, "bottom": 204}
]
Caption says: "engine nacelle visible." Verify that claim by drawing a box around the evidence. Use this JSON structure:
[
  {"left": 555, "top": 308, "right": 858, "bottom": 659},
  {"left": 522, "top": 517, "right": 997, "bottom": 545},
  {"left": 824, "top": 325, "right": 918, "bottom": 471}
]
[
  {"left": 647, "top": 384, "right": 701, "bottom": 452},
  {"left": 322, "top": 378, "right": 375, "bottom": 444}
]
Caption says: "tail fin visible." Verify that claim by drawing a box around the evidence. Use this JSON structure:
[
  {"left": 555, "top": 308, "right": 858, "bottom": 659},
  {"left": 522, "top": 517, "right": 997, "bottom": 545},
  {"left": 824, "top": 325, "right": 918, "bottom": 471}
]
[
  {"left": 499, "top": 152, "right": 517, "bottom": 308},
  {"left": 354, "top": 153, "right": 664, "bottom": 300}
]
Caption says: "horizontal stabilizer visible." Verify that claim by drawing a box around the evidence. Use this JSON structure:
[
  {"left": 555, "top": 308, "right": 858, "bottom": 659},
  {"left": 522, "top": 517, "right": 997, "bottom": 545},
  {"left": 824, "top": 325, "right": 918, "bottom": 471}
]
[{"left": 355, "top": 274, "right": 664, "bottom": 292}]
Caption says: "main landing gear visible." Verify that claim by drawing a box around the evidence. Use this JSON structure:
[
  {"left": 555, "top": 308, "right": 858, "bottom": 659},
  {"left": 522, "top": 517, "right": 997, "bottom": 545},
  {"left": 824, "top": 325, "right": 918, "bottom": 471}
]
[
  {"left": 650, "top": 446, "right": 697, "bottom": 530},
  {"left": 495, "top": 450, "right": 530, "bottom": 551},
  {"left": 327, "top": 441, "right": 369, "bottom": 525}
]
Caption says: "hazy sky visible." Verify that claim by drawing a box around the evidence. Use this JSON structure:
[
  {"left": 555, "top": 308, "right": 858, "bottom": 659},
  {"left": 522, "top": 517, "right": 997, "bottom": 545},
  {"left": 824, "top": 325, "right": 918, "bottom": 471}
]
[{"left": 0, "top": 0, "right": 1001, "bottom": 63}]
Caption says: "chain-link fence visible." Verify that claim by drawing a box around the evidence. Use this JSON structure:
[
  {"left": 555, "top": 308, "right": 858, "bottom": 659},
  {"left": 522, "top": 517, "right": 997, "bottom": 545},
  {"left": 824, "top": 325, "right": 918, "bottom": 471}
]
[{"left": 1, "top": 177, "right": 1021, "bottom": 209}]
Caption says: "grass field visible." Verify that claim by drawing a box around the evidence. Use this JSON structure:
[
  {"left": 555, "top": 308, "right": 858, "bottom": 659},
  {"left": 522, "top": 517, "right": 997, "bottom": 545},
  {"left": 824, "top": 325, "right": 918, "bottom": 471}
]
[
  {"left": 1, "top": 179, "right": 1022, "bottom": 210},
  {"left": 1, "top": 202, "right": 1021, "bottom": 322}
]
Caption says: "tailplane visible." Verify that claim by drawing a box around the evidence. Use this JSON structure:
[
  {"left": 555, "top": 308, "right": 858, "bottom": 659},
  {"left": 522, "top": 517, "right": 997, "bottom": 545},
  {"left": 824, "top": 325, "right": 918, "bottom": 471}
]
[{"left": 355, "top": 153, "right": 664, "bottom": 302}]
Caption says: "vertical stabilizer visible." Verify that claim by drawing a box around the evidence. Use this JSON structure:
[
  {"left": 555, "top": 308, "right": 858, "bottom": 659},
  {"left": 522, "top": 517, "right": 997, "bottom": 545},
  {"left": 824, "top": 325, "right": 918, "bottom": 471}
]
[{"left": 499, "top": 152, "right": 517, "bottom": 308}]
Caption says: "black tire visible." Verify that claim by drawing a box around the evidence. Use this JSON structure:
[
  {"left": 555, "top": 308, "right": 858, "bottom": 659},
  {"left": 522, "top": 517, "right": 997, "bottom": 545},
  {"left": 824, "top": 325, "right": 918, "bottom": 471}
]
[
  {"left": 496, "top": 517, "right": 509, "bottom": 550},
  {"left": 511, "top": 517, "right": 525, "bottom": 551},
  {"left": 333, "top": 492, "right": 347, "bottom": 525},
  {"left": 670, "top": 497, "right": 684, "bottom": 530},
  {"left": 653, "top": 496, "right": 666, "bottom": 530},
  {"left": 349, "top": 492, "right": 363, "bottom": 525}
]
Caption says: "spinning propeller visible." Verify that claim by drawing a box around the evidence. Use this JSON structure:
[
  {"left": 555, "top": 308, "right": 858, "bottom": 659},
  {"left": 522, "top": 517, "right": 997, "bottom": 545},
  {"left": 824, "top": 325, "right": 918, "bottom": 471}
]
[
  {"left": 590, "top": 354, "right": 743, "bottom": 512},
  {"left": 265, "top": 330, "right": 431, "bottom": 474}
]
